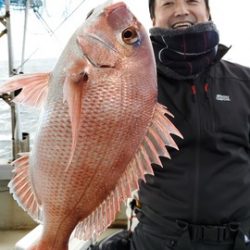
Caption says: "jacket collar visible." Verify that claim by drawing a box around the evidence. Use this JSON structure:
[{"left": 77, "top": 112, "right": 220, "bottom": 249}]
[
  {"left": 155, "top": 44, "right": 231, "bottom": 80},
  {"left": 214, "top": 44, "right": 231, "bottom": 63}
]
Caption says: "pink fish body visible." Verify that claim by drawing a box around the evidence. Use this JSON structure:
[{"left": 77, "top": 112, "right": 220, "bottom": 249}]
[{"left": 0, "top": 2, "right": 182, "bottom": 250}]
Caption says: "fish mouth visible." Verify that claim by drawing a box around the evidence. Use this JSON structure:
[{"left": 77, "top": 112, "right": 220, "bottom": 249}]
[
  {"left": 80, "top": 33, "right": 118, "bottom": 68},
  {"left": 83, "top": 53, "right": 114, "bottom": 69}
]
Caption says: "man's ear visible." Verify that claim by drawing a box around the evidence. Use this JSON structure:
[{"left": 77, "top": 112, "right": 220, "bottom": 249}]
[
  {"left": 206, "top": 10, "right": 211, "bottom": 21},
  {"left": 152, "top": 17, "right": 156, "bottom": 26}
]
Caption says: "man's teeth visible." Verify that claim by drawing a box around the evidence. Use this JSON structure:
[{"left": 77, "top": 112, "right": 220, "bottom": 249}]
[{"left": 172, "top": 22, "right": 192, "bottom": 29}]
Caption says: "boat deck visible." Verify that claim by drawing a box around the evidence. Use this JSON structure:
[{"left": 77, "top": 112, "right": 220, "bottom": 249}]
[{"left": 0, "top": 227, "right": 122, "bottom": 250}]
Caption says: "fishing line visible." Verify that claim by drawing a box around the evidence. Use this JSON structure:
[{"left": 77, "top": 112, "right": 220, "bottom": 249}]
[
  {"left": 51, "top": 0, "right": 87, "bottom": 34},
  {"left": 15, "top": 48, "right": 39, "bottom": 72},
  {"left": 44, "top": 0, "right": 69, "bottom": 18},
  {"left": 33, "top": 8, "right": 54, "bottom": 35},
  {"left": 16, "top": 0, "right": 87, "bottom": 71}
]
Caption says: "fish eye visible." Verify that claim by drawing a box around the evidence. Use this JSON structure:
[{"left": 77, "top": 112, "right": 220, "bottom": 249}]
[{"left": 122, "top": 27, "right": 140, "bottom": 45}]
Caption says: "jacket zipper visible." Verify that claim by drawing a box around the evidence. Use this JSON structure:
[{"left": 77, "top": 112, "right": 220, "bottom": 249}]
[{"left": 191, "top": 83, "right": 201, "bottom": 223}]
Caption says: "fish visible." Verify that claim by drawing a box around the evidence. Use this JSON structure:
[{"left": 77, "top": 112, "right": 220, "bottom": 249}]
[{"left": 0, "top": 2, "right": 182, "bottom": 250}]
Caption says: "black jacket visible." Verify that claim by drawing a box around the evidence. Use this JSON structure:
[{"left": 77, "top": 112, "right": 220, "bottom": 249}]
[{"left": 138, "top": 44, "right": 250, "bottom": 232}]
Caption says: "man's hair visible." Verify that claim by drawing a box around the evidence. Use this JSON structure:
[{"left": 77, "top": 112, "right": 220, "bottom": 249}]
[{"left": 148, "top": 0, "right": 211, "bottom": 20}]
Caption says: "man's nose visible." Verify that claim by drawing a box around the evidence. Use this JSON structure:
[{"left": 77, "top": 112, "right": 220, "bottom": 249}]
[{"left": 174, "top": 3, "right": 189, "bottom": 17}]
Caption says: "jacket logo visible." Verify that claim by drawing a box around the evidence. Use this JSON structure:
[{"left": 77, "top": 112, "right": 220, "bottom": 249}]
[{"left": 216, "top": 94, "right": 231, "bottom": 102}]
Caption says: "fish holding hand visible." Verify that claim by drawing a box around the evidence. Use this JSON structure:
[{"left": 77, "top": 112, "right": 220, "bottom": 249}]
[{"left": 0, "top": 2, "right": 182, "bottom": 250}]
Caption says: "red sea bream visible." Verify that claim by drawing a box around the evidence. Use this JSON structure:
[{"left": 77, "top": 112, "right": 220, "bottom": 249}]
[{"left": 0, "top": 2, "right": 182, "bottom": 250}]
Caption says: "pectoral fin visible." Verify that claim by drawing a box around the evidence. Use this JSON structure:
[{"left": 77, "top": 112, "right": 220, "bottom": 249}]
[{"left": 63, "top": 72, "right": 87, "bottom": 170}]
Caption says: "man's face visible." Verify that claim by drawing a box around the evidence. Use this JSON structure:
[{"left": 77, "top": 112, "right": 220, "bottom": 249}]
[{"left": 152, "top": 0, "right": 210, "bottom": 29}]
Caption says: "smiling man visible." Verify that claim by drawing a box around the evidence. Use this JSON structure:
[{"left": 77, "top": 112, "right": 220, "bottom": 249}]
[
  {"left": 150, "top": 0, "right": 210, "bottom": 28},
  {"left": 129, "top": 0, "right": 250, "bottom": 250}
]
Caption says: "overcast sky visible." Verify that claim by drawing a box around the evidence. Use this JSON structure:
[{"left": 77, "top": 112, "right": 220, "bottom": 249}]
[{"left": 0, "top": 0, "right": 250, "bottom": 75}]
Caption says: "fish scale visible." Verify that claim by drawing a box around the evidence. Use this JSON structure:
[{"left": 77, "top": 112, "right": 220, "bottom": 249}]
[{"left": 0, "top": 2, "right": 182, "bottom": 249}]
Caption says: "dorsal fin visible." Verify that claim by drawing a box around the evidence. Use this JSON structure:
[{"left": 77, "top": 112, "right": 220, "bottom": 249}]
[
  {"left": 0, "top": 72, "right": 50, "bottom": 108},
  {"left": 8, "top": 153, "right": 43, "bottom": 223},
  {"left": 73, "top": 103, "right": 182, "bottom": 241}
]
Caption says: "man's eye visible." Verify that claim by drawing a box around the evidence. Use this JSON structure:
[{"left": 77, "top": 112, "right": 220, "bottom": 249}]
[
  {"left": 163, "top": 1, "right": 174, "bottom": 7},
  {"left": 187, "top": 0, "right": 199, "bottom": 4}
]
